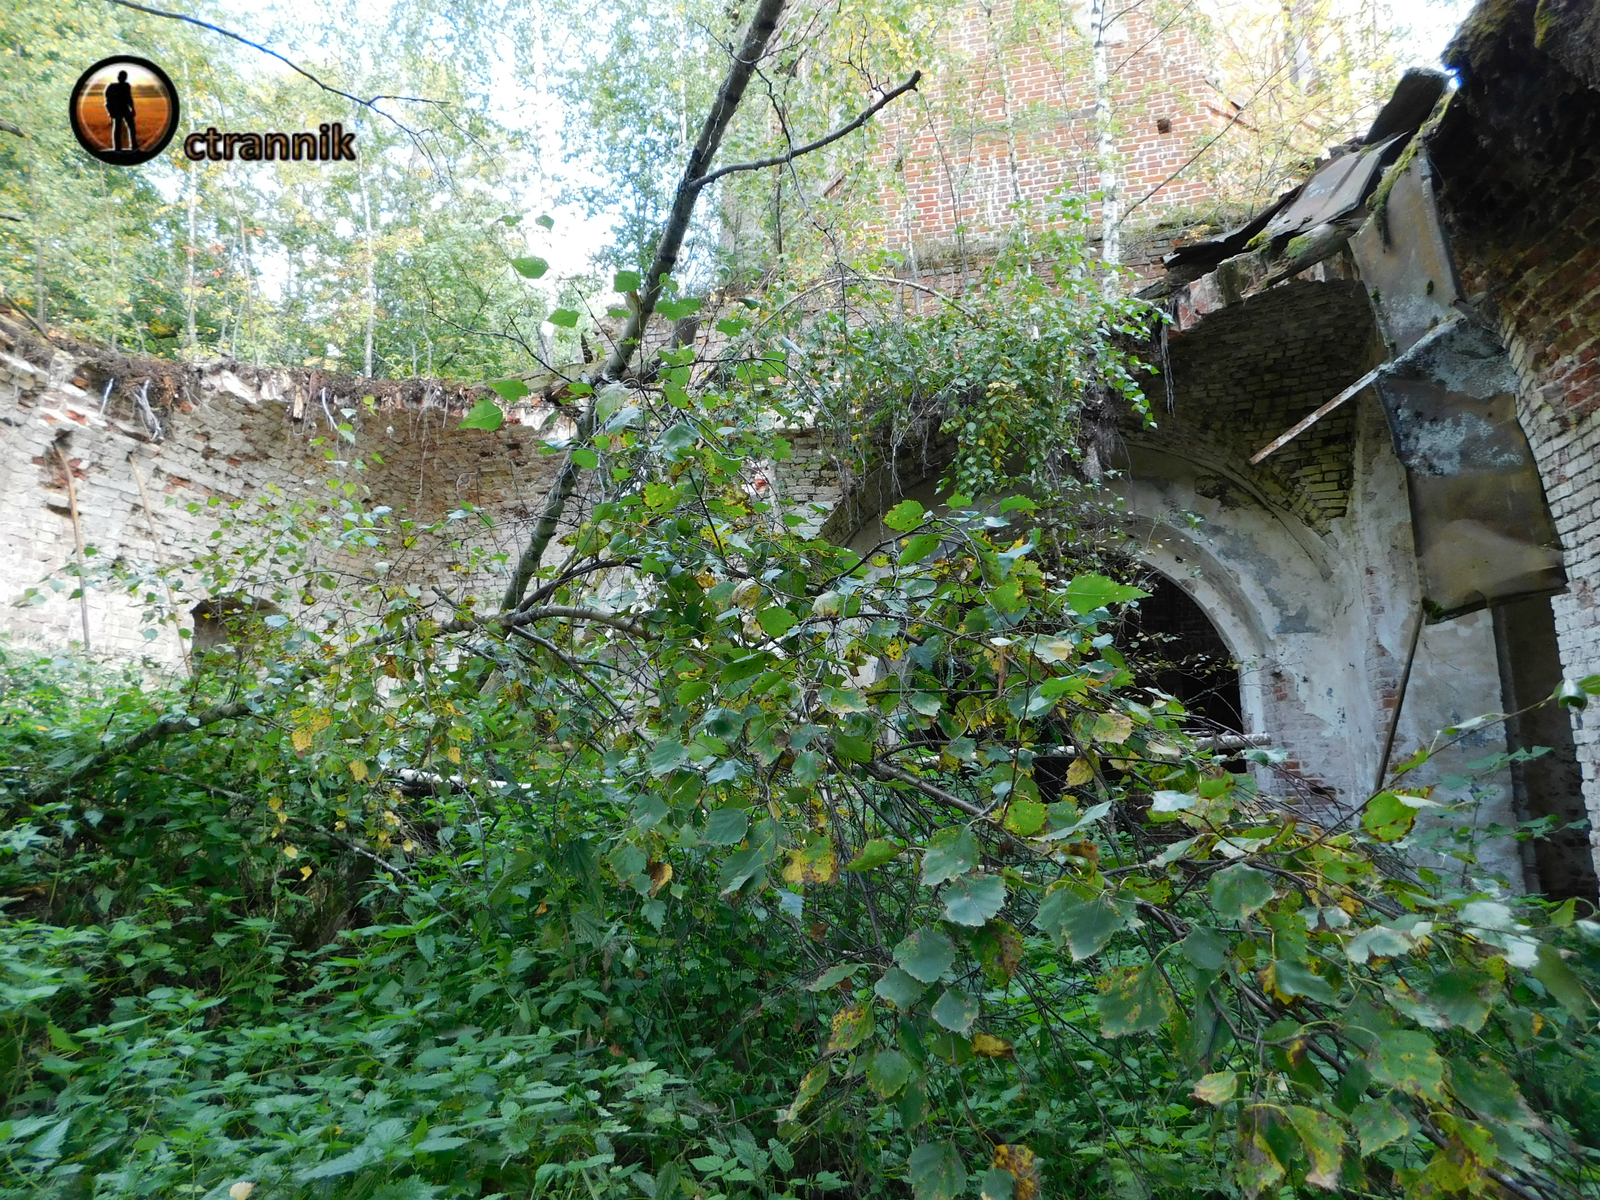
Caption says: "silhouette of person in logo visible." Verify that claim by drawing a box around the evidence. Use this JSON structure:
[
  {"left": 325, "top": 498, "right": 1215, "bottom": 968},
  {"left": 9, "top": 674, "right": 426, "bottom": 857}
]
[{"left": 104, "top": 70, "right": 138, "bottom": 152}]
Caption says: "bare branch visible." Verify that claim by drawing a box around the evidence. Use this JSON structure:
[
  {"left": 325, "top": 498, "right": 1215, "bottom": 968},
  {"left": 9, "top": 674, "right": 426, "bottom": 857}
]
[
  {"left": 99, "top": 0, "right": 438, "bottom": 133},
  {"left": 864, "top": 759, "right": 987, "bottom": 818},
  {"left": 690, "top": 72, "right": 922, "bottom": 192}
]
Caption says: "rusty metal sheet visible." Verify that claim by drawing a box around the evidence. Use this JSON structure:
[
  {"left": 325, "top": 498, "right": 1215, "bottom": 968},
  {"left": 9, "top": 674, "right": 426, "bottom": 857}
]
[
  {"left": 1260, "top": 134, "right": 1405, "bottom": 243},
  {"left": 1351, "top": 147, "right": 1564, "bottom": 619}
]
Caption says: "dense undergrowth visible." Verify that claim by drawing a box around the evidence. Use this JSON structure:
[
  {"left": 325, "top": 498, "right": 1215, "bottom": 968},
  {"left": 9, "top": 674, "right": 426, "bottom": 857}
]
[{"left": 3, "top": 231, "right": 1600, "bottom": 1200}]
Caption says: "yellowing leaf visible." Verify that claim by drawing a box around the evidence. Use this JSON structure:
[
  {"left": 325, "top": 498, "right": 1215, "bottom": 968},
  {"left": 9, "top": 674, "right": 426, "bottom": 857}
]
[
  {"left": 1193, "top": 1071, "right": 1238, "bottom": 1106},
  {"left": 291, "top": 726, "right": 314, "bottom": 753},
  {"left": 971, "top": 1032, "right": 1013, "bottom": 1058},
  {"left": 446, "top": 744, "right": 462, "bottom": 765},
  {"left": 348, "top": 759, "right": 368, "bottom": 781},
  {"left": 990, "top": 1145, "right": 1040, "bottom": 1200},
  {"left": 229, "top": 1185, "right": 256, "bottom": 1200},
  {"left": 1065, "top": 757, "right": 1093, "bottom": 787},
  {"left": 783, "top": 842, "right": 839, "bottom": 885},
  {"left": 826, "top": 1005, "right": 873, "bottom": 1054},
  {"left": 1093, "top": 712, "right": 1133, "bottom": 745},
  {"left": 648, "top": 860, "right": 673, "bottom": 896},
  {"left": 1287, "top": 1105, "right": 1346, "bottom": 1189},
  {"left": 781, "top": 1065, "right": 827, "bottom": 1121}
]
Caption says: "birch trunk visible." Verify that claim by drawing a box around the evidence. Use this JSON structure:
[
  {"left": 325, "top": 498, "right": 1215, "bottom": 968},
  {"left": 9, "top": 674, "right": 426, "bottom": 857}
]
[
  {"left": 361, "top": 170, "right": 376, "bottom": 377},
  {"left": 1089, "top": 0, "right": 1120, "bottom": 274}
]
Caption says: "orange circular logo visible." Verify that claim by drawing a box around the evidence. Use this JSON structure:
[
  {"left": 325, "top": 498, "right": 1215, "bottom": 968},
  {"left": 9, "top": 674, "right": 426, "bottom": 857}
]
[{"left": 69, "top": 56, "right": 180, "bottom": 166}]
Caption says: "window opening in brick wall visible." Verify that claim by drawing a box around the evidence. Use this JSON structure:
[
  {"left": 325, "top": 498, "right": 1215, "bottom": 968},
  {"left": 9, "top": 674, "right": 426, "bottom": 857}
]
[{"left": 1120, "top": 575, "right": 1243, "bottom": 733}]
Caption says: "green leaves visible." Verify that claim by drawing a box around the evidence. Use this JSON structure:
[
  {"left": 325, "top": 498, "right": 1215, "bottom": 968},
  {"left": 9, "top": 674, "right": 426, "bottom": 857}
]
[
  {"left": 486, "top": 379, "right": 530, "bottom": 402},
  {"left": 921, "top": 827, "right": 980, "bottom": 886},
  {"left": 1209, "top": 864, "right": 1274, "bottom": 920},
  {"left": 897, "top": 533, "right": 942, "bottom": 566},
  {"left": 1368, "top": 1030, "right": 1445, "bottom": 1099},
  {"left": 1002, "top": 799, "right": 1046, "bottom": 836},
  {"left": 1352, "top": 1098, "right": 1409, "bottom": 1154},
  {"left": 883, "top": 499, "right": 925, "bottom": 531},
  {"left": 1034, "top": 890, "right": 1132, "bottom": 960},
  {"left": 930, "top": 988, "right": 980, "bottom": 1033},
  {"left": 941, "top": 874, "right": 1005, "bottom": 926},
  {"left": 1362, "top": 791, "right": 1422, "bottom": 840},
  {"left": 874, "top": 967, "right": 925, "bottom": 1009},
  {"left": 907, "top": 1142, "right": 966, "bottom": 1200},
  {"left": 807, "top": 962, "right": 867, "bottom": 991},
  {"left": 844, "top": 840, "right": 903, "bottom": 871},
  {"left": 1095, "top": 965, "right": 1171, "bottom": 1037},
  {"left": 703, "top": 808, "right": 749, "bottom": 846},
  {"left": 1179, "top": 925, "right": 1229, "bottom": 970},
  {"left": 458, "top": 399, "right": 505, "bottom": 431},
  {"left": 1063, "top": 573, "right": 1147, "bottom": 615},
  {"left": 511, "top": 255, "right": 549, "bottom": 279},
  {"left": 893, "top": 928, "right": 956, "bottom": 984},
  {"left": 547, "top": 307, "right": 580, "bottom": 328},
  {"left": 865, "top": 1049, "right": 914, "bottom": 1098},
  {"left": 756, "top": 606, "right": 797, "bottom": 637},
  {"left": 1533, "top": 943, "right": 1593, "bottom": 1018}
]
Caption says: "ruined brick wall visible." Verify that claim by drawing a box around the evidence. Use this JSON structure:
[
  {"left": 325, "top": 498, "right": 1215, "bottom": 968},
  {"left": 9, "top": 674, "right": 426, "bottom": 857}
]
[
  {"left": 0, "top": 320, "right": 843, "bottom": 665},
  {"left": 1429, "top": 0, "right": 1600, "bottom": 869},
  {"left": 861, "top": 0, "right": 1224, "bottom": 261}
]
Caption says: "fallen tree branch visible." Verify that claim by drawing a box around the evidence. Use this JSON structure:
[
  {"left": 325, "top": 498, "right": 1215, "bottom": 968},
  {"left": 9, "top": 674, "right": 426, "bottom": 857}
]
[
  {"left": 500, "top": 0, "right": 789, "bottom": 611},
  {"left": 864, "top": 758, "right": 987, "bottom": 818},
  {"left": 24, "top": 698, "right": 256, "bottom": 806},
  {"left": 16, "top": 602, "right": 655, "bottom": 806}
]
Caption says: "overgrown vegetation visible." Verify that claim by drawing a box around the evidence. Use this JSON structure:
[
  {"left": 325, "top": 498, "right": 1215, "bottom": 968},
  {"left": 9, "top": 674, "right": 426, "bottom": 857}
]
[
  {"left": 4, "top": 0, "right": 1598, "bottom": 1198},
  {"left": 6, "top": 209, "right": 1600, "bottom": 1198}
]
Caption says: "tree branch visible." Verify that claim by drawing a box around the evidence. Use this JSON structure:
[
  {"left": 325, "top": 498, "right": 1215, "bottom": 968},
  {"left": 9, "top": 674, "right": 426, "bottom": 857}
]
[
  {"left": 864, "top": 759, "right": 987, "bottom": 818},
  {"left": 504, "top": 0, "right": 908, "bottom": 611},
  {"left": 98, "top": 0, "right": 438, "bottom": 133},
  {"left": 690, "top": 72, "right": 922, "bottom": 191},
  {"left": 14, "top": 601, "right": 656, "bottom": 806},
  {"left": 25, "top": 698, "right": 256, "bottom": 806}
]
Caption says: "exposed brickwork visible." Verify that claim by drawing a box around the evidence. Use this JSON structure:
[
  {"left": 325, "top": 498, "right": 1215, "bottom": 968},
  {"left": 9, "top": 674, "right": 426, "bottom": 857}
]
[
  {"left": 860, "top": 0, "right": 1225, "bottom": 260},
  {"left": 1154, "top": 270, "right": 1381, "bottom": 529},
  {"left": 0, "top": 323, "right": 842, "bottom": 664},
  {"left": 1428, "top": 0, "right": 1600, "bottom": 870}
]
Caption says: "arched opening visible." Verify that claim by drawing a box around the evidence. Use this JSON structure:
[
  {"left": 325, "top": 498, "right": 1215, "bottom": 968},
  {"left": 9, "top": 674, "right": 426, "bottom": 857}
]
[{"left": 1120, "top": 575, "right": 1244, "bottom": 733}]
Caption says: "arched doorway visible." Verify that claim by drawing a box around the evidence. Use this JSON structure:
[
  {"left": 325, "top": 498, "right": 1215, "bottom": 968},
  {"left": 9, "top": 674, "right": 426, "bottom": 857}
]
[{"left": 1120, "top": 575, "right": 1244, "bottom": 733}]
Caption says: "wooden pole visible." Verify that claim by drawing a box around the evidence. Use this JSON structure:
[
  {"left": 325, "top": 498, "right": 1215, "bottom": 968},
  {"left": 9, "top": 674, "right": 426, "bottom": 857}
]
[
  {"left": 129, "top": 452, "right": 192, "bottom": 674},
  {"left": 56, "top": 445, "right": 90, "bottom": 651},
  {"left": 1374, "top": 606, "right": 1424, "bottom": 793}
]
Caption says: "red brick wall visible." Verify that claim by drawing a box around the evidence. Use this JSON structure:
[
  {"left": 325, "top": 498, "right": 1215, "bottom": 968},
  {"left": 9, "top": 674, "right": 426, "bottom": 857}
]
[{"left": 860, "top": 0, "right": 1225, "bottom": 257}]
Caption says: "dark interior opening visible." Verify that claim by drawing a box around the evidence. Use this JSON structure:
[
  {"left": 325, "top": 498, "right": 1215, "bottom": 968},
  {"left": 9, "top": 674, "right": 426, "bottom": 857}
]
[{"left": 1119, "top": 575, "right": 1244, "bottom": 733}]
